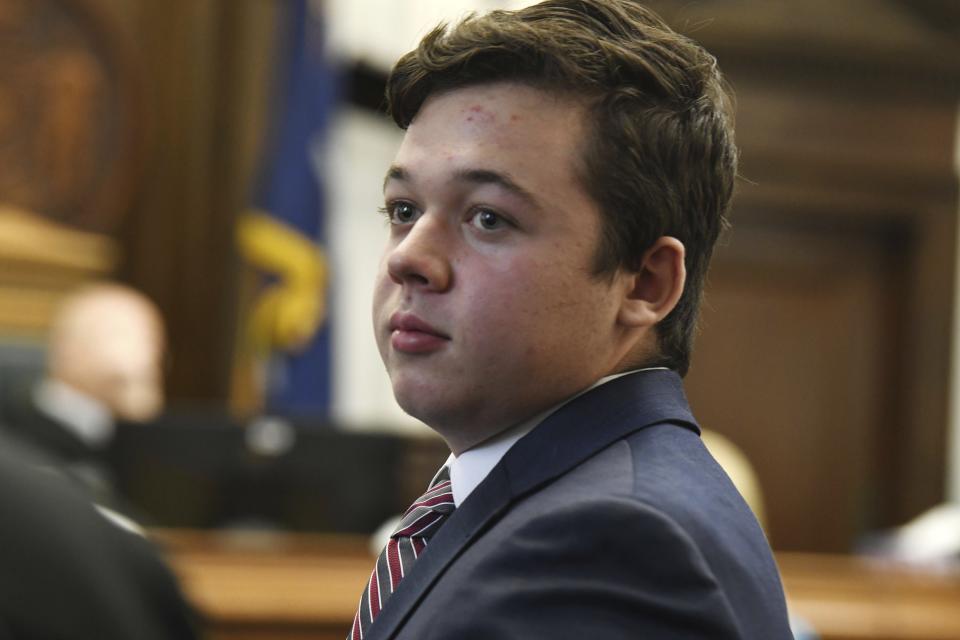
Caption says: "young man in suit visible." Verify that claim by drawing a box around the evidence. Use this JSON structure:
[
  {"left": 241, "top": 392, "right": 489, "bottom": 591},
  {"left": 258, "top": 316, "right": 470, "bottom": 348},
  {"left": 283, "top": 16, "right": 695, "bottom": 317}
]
[{"left": 354, "top": 1, "right": 793, "bottom": 638}]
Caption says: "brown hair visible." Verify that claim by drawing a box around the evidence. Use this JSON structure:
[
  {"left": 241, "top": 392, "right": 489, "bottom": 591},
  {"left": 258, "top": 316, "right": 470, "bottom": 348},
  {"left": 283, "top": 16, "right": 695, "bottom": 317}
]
[{"left": 386, "top": 0, "right": 737, "bottom": 376}]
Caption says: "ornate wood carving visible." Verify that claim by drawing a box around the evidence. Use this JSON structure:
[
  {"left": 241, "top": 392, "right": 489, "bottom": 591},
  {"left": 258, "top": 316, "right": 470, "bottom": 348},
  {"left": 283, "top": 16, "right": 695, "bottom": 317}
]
[{"left": 0, "top": 0, "right": 139, "bottom": 234}]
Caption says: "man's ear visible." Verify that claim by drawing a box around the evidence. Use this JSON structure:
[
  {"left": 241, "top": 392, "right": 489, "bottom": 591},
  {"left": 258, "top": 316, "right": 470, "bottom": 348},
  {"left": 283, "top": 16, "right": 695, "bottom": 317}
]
[{"left": 617, "top": 236, "right": 686, "bottom": 328}]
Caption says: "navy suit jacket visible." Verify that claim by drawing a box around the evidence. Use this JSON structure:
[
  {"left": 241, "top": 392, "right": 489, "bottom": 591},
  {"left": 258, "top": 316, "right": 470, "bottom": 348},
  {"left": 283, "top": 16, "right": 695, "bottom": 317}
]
[{"left": 367, "top": 369, "right": 792, "bottom": 639}]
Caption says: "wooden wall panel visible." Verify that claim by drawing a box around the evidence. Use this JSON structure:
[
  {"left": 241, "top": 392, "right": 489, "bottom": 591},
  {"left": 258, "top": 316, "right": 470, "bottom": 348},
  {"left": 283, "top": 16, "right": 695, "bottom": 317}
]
[
  {"left": 686, "top": 219, "right": 906, "bottom": 551},
  {"left": 671, "top": 0, "right": 960, "bottom": 549},
  {"left": 83, "top": 0, "right": 283, "bottom": 404}
]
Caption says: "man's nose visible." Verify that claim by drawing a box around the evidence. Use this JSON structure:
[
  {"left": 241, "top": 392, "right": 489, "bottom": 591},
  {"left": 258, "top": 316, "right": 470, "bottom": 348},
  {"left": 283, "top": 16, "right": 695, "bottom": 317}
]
[{"left": 385, "top": 215, "right": 453, "bottom": 292}]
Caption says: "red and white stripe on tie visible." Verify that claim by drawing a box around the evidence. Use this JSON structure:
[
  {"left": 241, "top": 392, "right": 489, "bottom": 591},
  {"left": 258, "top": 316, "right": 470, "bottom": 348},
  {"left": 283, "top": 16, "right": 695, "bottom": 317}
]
[{"left": 349, "top": 467, "right": 455, "bottom": 640}]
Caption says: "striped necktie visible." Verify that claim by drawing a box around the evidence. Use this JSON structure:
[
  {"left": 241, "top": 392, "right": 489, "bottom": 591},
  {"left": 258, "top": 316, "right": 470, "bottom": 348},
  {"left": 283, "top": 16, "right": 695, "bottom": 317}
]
[{"left": 349, "top": 466, "right": 454, "bottom": 639}]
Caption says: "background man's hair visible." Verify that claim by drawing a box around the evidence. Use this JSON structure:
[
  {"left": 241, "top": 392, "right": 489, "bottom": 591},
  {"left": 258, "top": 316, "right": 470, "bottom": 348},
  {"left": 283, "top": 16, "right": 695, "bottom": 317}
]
[{"left": 386, "top": 0, "right": 737, "bottom": 376}]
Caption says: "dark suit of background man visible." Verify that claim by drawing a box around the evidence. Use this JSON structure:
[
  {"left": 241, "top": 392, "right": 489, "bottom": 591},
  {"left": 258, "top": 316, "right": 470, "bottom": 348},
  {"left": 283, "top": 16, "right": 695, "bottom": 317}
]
[
  {"left": 0, "top": 438, "right": 199, "bottom": 640},
  {"left": 352, "top": 1, "right": 793, "bottom": 638}
]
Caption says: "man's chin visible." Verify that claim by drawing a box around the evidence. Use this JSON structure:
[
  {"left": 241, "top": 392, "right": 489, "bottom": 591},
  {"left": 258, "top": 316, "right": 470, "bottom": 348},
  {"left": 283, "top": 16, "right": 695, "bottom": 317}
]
[
  {"left": 393, "top": 388, "right": 439, "bottom": 422},
  {"left": 391, "top": 381, "right": 459, "bottom": 430}
]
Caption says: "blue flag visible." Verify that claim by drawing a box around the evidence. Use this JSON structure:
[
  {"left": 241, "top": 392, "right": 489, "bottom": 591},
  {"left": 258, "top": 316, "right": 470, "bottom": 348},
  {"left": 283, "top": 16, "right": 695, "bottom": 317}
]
[{"left": 238, "top": 0, "right": 339, "bottom": 417}]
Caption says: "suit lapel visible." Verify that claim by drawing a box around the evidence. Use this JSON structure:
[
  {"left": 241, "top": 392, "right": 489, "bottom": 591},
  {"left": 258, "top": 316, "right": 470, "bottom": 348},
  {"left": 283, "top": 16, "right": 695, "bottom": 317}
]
[
  {"left": 504, "top": 369, "right": 697, "bottom": 497},
  {"left": 367, "top": 369, "right": 697, "bottom": 639}
]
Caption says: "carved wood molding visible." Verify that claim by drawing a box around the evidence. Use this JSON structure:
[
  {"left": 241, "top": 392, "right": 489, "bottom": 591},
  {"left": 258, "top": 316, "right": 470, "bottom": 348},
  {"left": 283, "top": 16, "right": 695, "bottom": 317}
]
[{"left": 0, "top": 205, "right": 116, "bottom": 336}]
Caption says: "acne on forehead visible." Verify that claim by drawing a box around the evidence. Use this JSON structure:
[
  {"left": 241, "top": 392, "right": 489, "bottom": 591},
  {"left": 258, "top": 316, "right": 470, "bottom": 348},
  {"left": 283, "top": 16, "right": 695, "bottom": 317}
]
[
  {"left": 463, "top": 104, "right": 496, "bottom": 124},
  {"left": 398, "top": 86, "right": 589, "bottom": 201},
  {"left": 461, "top": 105, "right": 524, "bottom": 124}
]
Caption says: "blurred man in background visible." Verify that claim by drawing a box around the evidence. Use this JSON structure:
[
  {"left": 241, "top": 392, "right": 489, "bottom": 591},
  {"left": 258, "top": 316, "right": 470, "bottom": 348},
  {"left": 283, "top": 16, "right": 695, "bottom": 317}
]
[
  {"left": 0, "top": 282, "right": 200, "bottom": 637},
  {"left": 0, "top": 281, "right": 165, "bottom": 509}
]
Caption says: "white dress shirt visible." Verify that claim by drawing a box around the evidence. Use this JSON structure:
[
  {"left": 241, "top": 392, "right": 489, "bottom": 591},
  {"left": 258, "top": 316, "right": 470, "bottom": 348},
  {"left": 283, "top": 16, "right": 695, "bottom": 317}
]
[{"left": 32, "top": 378, "right": 115, "bottom": 448}]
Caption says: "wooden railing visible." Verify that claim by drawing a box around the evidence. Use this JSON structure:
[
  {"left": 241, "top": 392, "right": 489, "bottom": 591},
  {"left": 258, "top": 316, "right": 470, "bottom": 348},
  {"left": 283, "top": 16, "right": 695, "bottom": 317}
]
[{"left": 779, "top": 552, "right": 960, "bottom": 640}]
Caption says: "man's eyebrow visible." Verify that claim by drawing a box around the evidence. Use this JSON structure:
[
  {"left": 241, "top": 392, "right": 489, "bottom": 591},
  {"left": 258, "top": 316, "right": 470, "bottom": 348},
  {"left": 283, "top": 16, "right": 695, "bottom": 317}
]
[
  {"left": 452, "top": 168, "right": 542, "bottom": 211},
  {"left": 383, "top": 165, "right": 544, "bottom": 211},
  {"left": 383, "top": 165, "right": 407, "bottom": 192}
]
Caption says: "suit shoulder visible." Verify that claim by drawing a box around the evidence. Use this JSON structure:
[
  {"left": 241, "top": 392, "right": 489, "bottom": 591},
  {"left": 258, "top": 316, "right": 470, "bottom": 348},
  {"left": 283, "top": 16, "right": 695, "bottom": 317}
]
[
  {"left": 431, "top": 495, "right": 746, "bottom": 639},
  {"left": 504, "top": 424, "right": 790, "bottom": 638},
  {"left": 622, "top": 424, "right": 763, "bottom": 538},
  {"left": 621, "top": 424, "right": 791, "bottom": 638}
]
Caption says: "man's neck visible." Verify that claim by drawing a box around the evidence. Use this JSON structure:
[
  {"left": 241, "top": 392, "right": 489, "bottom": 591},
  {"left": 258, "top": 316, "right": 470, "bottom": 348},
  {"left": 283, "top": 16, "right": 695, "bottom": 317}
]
[{"left": 444, "top": 367, "right": 668, "bottom": 505}]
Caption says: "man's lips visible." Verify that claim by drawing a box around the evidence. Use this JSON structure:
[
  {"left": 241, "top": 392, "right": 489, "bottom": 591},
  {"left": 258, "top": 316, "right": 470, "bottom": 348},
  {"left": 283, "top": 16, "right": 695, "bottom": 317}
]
[{"left": 389, "top": 312, "right": 450, "bottom": 354}]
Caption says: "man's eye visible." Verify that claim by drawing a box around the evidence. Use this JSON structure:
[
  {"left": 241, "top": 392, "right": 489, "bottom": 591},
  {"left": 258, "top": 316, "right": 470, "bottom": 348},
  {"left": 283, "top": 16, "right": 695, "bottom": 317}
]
[
  {"left": 470, "top": 209, "right": 507, "bottom": 231},
  {"left": 382, "top": 201, "right": 419, "bottom": 224}
]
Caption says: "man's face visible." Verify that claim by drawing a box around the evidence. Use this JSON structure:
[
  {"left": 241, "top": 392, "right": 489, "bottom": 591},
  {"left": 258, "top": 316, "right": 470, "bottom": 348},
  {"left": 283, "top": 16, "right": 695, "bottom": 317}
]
[{"left": 373, "top": 82, "right": 629, "bottom": 453}]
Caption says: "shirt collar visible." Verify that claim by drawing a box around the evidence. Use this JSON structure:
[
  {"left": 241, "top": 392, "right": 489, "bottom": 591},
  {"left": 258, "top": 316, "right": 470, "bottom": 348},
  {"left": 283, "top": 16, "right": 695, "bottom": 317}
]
[
  {"left": 445, "top": 367, "right": 667, "bottom": 506},
  {"left": 32, "top": 378, "right": 115, "bottom": 448}
]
